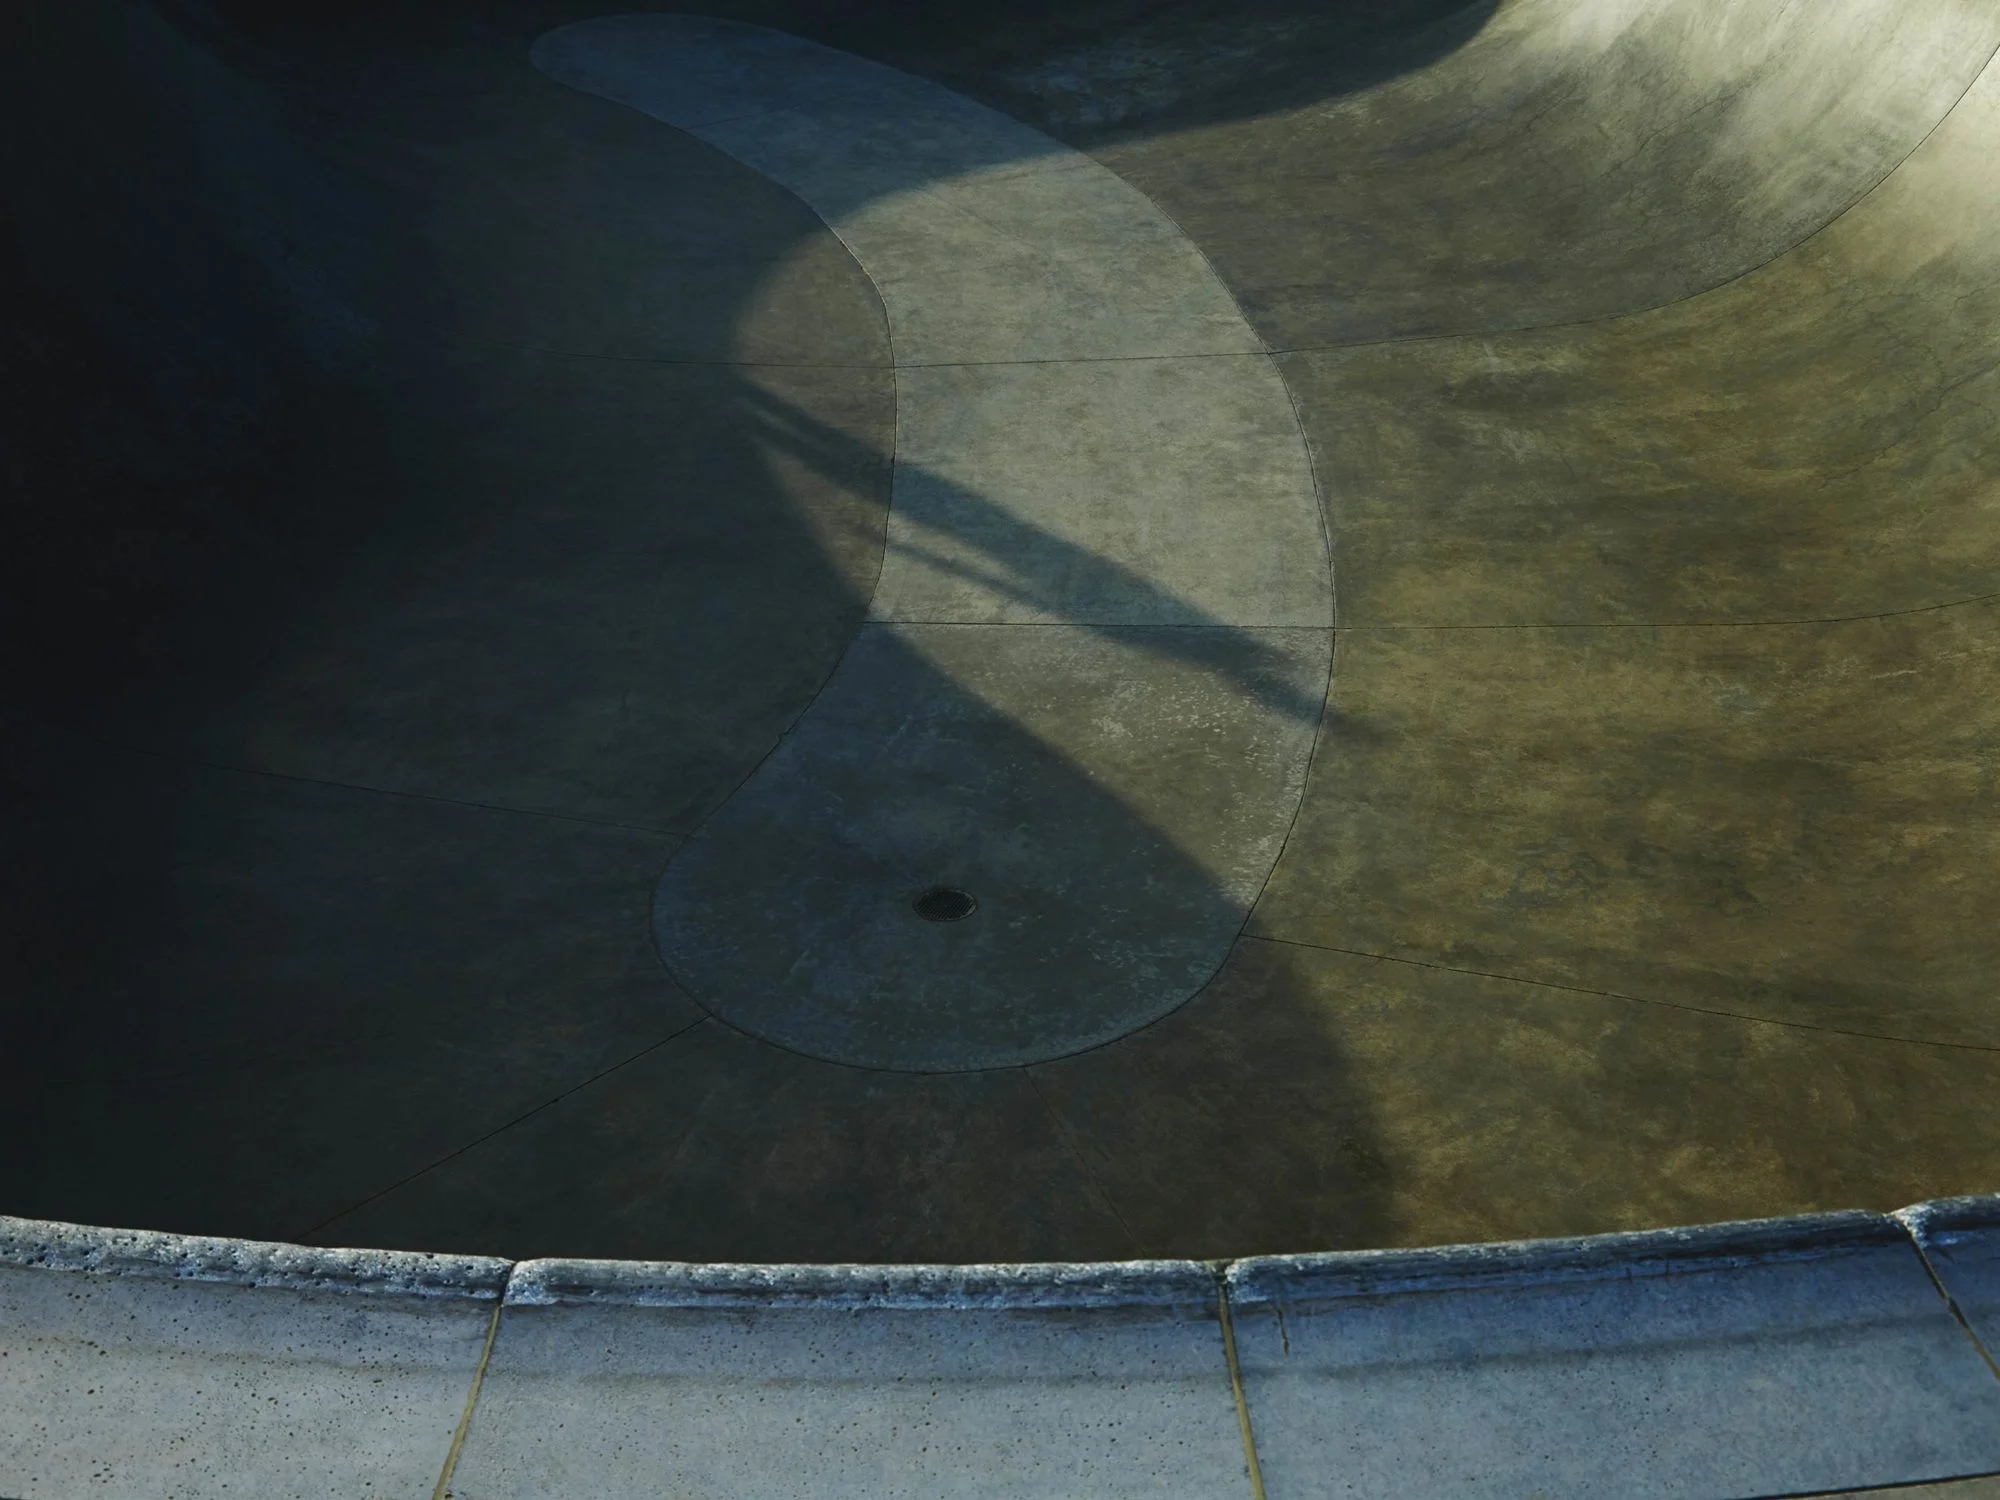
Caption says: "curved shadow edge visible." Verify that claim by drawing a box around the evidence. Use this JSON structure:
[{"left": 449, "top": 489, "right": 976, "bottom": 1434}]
[{"left": 531, "top": 15, "right": 1335, "bottom": 1070}]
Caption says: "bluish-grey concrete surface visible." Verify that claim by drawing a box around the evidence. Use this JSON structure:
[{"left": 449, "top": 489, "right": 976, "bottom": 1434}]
[
  {"left": 451, "top": 1257, "right": 1249, "bottom": 1497},
  {"left": 5, "top": 1205, "right": 2000, "bottom": 1498},
  {"left": 1904, "top": 1198, "right": 2000, "bottom": 1370},
  {"left": 1227, "top": 1214, "right": 2000, "bottom": 1500},
  {"left": 0, "top": 1218, "right": 508, "bottom": 1499}
]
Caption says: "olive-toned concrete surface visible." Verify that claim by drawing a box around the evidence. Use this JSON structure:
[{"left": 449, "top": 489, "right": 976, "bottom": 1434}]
[
  {"left": 311, "top": 935, "right": 2000, "bottom": 1265},
  {"left": 0, "top": 1217, "right": 508, "bottom": 1499},
  {"left": 1277, "top": 55, "right": 2000, "bottom": 632},
  {"left": 1228, "top": 1215, "right": 2000, "bottom": 1500},
  {"left": 1246, "top": 55, "right": 2000, "bottom": 1066},
  {"left": 3, "top": 0, "right": 1997, "bottom": 1271},
  {"left": 1069, "top": 0, "right": 2000, "bottom": 347},
  {"left": 1249, "top": 610, "right": 2000, "bottom": 1051}
]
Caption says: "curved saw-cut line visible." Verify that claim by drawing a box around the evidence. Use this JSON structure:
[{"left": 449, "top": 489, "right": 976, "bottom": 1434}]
[{"left": 533, "top": 16, "right": 1332, "bottom": 1070}]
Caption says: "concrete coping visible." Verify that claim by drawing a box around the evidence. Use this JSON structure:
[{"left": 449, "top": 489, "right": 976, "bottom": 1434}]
[
  {"left": 0, "top": 1213, "right": 511, "bottom": 1299},
  {"left": 0, "top": 1201, "right": 1986, "bottom": 1309},
  {"left": 7, "top": 1201, "right": 1998, "bottom": 1497},
  {"left": 1900, "top": 1194, "right": 2000, "bottom": 1251},
  {"left": 504, "top": 1256, "right": 1220, "bottom": 1310},
  {"left": 1226, "top": 1208, "right": 1905, "bottom": 1306}
]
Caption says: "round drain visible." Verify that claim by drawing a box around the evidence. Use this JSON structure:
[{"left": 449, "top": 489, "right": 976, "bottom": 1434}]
[{"left": 912, "top": 886, "right": 977, "bottom": 923}]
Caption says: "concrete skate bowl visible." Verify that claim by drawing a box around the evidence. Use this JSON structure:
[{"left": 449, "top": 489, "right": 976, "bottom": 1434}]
[{"left": 4, "top": 0, "right": 2000, "bottom": 1492}]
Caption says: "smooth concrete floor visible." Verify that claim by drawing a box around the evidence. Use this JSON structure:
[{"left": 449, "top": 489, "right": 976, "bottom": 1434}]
[{"left": 2, "top": 0, "right": 1997, "bottom": 1263}]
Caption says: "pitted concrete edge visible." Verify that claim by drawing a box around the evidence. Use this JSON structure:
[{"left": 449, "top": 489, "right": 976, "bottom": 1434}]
[
  {"left": 0, "top": 1213, "right": 510, "bottom": 1298},
  {"left": 504, "top": 1255, "right": 1218, "bottom": 1309},
  {"left": 1900, "top": 1196, "right": 2000, "bottom": 1247},
  {"left": 9, "top": 1201, "right": 1997, "bottom": 1494},
  {"left": 8, "top": 1198, "right": 1996, "bottom": 1310},
  {"left": 1225, "top": 1209, "right": 1916, "bottom": 1306},
  {"left": 1896, "top": 1196, "right": 2000, "bottom": 1379}
]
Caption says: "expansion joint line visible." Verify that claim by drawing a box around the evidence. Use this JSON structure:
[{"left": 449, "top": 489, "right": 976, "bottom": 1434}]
[
  {"left": 1211, "top": 1262, "right": 1269, "bottom": 1500},
  {"left": 433, "top": 1281, "right": 510, "bottom": 1500},
  {"left": 1897, "top": 1218, "right": 2000, "bottom": 1387}
]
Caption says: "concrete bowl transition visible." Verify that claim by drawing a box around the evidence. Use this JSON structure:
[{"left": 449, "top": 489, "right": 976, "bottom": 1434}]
[{"left": 5, "top": 0, "right": 2000, "bottom": 1493}]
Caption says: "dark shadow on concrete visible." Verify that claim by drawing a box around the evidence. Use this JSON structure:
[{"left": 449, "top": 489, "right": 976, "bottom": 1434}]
[
  {"left": 299, "top": 938, "right": 1396, "bottom": 1263},
  {"left": 735, "top": 379, "right": 1328, "bottom": 727},
  {"left": 0, "top": 0, "right": 1494, "bottom": 1254},
  {"left": 199, "top": 0, "right": 1501, "bottom": 144}
]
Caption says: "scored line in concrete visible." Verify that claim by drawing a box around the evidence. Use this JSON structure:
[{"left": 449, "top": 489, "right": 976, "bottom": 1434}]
[{"left": 534, "top": 14, "right": 1334, "bottom": 1073}]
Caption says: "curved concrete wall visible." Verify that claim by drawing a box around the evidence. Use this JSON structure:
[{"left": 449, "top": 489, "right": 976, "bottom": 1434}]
[
  {"left": 4, "top": 1203, "right": 1999, "bottom": 1498},
  {"left": 531, "top": 16, "right": 1331, "bottom": 1070},
  {"left": 4, "top": 0, "right": 1995, "bottom": 1259},
  {"left": 4, "top": 10, "right": 1999, "bottom": 1495},
  {"left": 1009, "top": 0, "right": 2000, "bottom": 343}
]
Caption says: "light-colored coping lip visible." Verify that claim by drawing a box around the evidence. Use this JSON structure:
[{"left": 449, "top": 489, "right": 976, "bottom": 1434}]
[
  {"left": 1897, "top": 1194, "right": 2000, "bottom": 1251},
  {"left": 1226, "top": 1209, "right": 1921, "bottom": 1306},
  {"left": 0, "top": 1215, "right": 510, "bottom": 1300},
  {"left": 502, "top": 1258, "right": 1220, "bottom": 1310},
  {"left": 0, "top": 1199, "right": 1991, "bottom": 1309}
]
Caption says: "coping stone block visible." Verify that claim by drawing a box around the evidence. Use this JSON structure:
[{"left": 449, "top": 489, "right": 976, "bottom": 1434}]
[
  {"left": 1903, "top": 1196, "right": 2000, "bottom": 1365},
  {"left": 1226, "top": 1211, "right": 2000, "bottom": 1500},
  {"left": 447, "top": 1258, "right": 1248, "bottom": 1499},
  {"left": 0, "top": 1215, "right": 509, "bottom": 1500}
]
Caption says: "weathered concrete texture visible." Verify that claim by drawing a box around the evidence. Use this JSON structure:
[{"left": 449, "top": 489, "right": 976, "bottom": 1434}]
[
  {"left": 1251, "top": 606, "right": 2000, "bottom": 1050},
  {"left": 309, "top": 1015, "right": 1143, "bottom": 1264},
  {"left": 1228, "top": 1215, "right": 2000, "bottom": 1500},
  {"left": 539, "top": 16, "right": 1331, "bottom": 1069},
  {"left": 87, "top": 348, "right": 893, "bottom": 834},
  {"left": 1285, "top": 52, "right": 2000, "bottom": 630},
  {"left": 532, "top": 15, "right": 1260, "bottom": 364},
  {"left": 881, "top": 357, "right": 1324, "bottom": 627},
  {"left": 656, "top": 625, "right": 1326, "bottom": 1069},
  {"left": 7, "top": 1208, "right": 2000, "bottom": 1498},
  {"left": 0, "top": 711, "right": 699, "bottom": 1242},
  {"left": 1026, "top": 940, "right": 2000, "bottom": 1257},
  {"left": 1075, "top": 0, "right": 2000, "bottom": 346},
  {"left": 7, "top": 0, "right": 2000, "bottom": 1276},
  {"left": 1904, "top": 1197, "right": 2000, "bottom": 1363},
  {"left": 308, "top": 932, "right": 2000, "bottom": 1267},
  {"left": 447, "top": 1259, "right": 1248, "bottom": 1499},
  {"left": 1234, "top": 22, "right": 2000, "bottom": 1079},
  {"left": 0, "top": 1217, "right": 505, "bottom": 1499}
]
